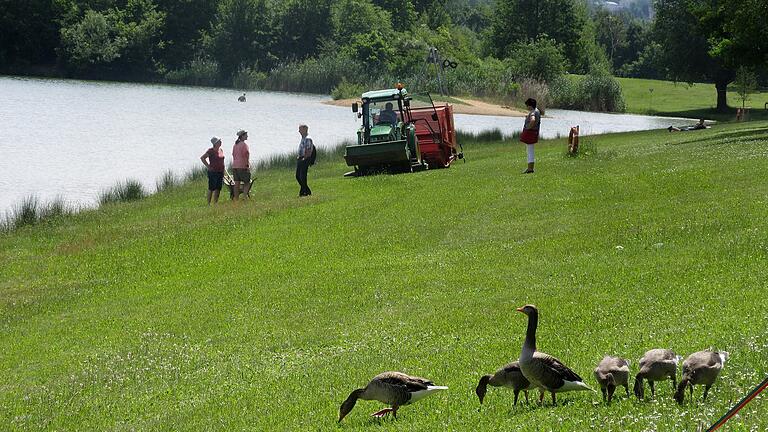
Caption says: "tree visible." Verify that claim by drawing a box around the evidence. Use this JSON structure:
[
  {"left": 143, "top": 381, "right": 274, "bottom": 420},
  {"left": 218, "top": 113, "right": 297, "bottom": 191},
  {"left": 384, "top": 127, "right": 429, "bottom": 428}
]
[
  {"left": 506, "top": 37, "right": 567, "bottom": 83},
  {"left": 331, "top": 0, "right": 393, "bottom": 43},
  {"left": 154, "top": 0, "right": 218, "bottom": 70},
  {"left": 274, "top": 0, "right": 333, "bottom": 61},
  {"left": 204, "top": 0, "right": 276, "bottom": 81},
  {"left": 372, "top": 0, "right": 417, "bottom": 31},
  {"left": 734, "top": 66, "right": 757, "bottom": 109},
  {"left": 0, "top": 0, "right": 72, "bottom": 70},
  {"left": 59, "top": 0, "right": 165, "bottom": 78},
  {"left": 487, "top": 0, "right": 587, "bottom": 70},
  {"left": 654, "top": 0, "right": 768, "bottom": 111}
]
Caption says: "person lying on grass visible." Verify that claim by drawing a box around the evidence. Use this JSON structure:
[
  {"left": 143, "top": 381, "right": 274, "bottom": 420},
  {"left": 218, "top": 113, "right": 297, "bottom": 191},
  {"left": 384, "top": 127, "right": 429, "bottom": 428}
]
[{"left": 668, "top": 119, "right": 708, "bottom": 132}]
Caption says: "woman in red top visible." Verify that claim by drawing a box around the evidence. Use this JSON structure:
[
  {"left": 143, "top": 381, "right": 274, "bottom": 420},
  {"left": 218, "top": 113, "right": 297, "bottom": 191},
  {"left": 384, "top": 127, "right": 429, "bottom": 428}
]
[{"left": 200, "top": 136, "right": 225, "bottom": 204}]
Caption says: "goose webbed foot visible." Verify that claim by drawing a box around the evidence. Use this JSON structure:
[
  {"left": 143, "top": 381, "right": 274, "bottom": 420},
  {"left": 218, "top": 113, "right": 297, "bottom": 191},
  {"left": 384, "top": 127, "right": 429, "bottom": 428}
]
[{"left": 370, "top": 408, "right": 393, "bottom": 418}]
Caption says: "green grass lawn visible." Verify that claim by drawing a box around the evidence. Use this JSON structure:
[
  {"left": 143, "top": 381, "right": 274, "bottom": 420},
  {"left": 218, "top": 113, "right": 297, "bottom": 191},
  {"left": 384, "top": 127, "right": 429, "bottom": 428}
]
[
  {"left": 618, "top": 77, "right": 768, "bottom": 122},
  {"left": 2, "top": 123, "right": 768, "bottom": 431}
]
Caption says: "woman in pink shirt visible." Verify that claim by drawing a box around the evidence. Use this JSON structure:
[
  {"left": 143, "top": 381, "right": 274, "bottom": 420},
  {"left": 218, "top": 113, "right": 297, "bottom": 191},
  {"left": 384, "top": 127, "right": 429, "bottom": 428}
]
[{"left": 232, "top": 130, "right": 251, "bottom": 200}]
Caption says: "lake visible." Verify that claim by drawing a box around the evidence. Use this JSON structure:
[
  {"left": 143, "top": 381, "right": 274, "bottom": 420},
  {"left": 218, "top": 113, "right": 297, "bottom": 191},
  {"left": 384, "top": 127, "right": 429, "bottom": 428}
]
[{"left": 0, "top": 76, "right": 689, "bottom": 215}]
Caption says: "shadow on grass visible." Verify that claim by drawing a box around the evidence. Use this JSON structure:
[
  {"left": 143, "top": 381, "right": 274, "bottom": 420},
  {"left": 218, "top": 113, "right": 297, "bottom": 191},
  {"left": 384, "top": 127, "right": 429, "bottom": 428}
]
[
  {"left": 655, "top": 107, "right": 768, "bottom": 123},
  {"left": 667, "top": 128, "right": 768, "bottom": 147}
]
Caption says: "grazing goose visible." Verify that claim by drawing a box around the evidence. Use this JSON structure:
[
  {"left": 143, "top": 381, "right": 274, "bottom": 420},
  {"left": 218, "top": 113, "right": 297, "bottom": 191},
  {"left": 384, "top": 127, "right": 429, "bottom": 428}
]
[
  {"left": 338, "top": 371, "right": 448, "bottom": 422},
  {"left": 593, "top": 356, "right": 631, "bottom": 403},
  {"left": 674, "top": 350, "right": 728, "bottom": 404},
  {"left": 516, "top": 305, "right": 593, "bottom": 405},
  {"left": 476, "top": 361, "right": 534, "bottom": 405},
  {"left": 633, "top": 348, "right": 681, "bottom": 400}
]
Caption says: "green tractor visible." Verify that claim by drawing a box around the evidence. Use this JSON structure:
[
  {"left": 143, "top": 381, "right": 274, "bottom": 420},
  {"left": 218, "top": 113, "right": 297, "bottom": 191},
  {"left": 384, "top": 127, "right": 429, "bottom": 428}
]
[{"left": 344, "top": 86, "right": 460, "bottom": 176}]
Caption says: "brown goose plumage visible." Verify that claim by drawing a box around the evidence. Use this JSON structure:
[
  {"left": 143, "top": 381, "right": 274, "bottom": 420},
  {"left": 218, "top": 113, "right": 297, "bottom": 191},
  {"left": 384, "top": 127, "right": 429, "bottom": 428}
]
[
  {"left": 338, "top": 371, "right": 448, "bottom": 422},
  {"left": 594, "top": 355, "right": 630, "bottom": 403},
  {"left": 476, "top": 361, "right": 534, "bottom": 405},
  {"left": 516, "top": 305, "right": 593, "bottom": 405},
  {"left": 674, "top": 350, "right": 728, "bottom": 404},
  {"left": 633, "top": 348, "right": 680, "bottom": 400}
]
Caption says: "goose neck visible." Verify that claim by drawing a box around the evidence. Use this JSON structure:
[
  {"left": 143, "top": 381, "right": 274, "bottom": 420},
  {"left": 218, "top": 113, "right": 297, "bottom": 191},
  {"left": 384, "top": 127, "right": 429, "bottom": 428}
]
[{"left": 523, "top": 310, "right": 538, "bottom": 352}]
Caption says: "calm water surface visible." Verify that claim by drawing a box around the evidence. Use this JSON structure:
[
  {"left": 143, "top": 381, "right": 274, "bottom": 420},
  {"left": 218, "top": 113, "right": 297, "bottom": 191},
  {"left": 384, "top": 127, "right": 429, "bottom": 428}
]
[{"left": 0, "top": 76, "right": 689, "bottom": 215}]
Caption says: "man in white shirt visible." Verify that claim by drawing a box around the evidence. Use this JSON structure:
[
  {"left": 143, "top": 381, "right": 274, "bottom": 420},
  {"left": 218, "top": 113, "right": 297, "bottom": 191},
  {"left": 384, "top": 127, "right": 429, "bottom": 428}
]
[{"left": 296, "top": 124, "right": 314, "bottom": 197}]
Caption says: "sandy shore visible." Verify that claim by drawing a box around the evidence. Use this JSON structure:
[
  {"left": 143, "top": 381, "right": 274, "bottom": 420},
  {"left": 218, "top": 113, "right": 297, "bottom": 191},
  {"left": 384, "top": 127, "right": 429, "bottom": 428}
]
[{"left": 324, "top": 97, "right": 526, "bottom": 117}]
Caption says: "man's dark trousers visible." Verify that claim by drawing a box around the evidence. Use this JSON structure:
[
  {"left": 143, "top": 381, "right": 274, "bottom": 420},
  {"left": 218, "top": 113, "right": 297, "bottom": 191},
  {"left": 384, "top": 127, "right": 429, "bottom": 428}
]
[{"left": 296, "top": 159, "right": 311, "bottom": 196}]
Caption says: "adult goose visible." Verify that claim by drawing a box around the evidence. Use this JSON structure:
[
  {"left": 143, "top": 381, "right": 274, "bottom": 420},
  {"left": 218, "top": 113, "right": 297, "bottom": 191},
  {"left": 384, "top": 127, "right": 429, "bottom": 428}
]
[
  {"left": 476, "top": 361, "right": 534, "bottom": 405},
  {"left": 338, "top": 371, "right": 448, "bottom": 422},
  {"left": 516, "top": 304, "right": 593, "bottom": 405},
  {"left": 633, "top": 348, "right": 681, "bottom": 400},
  {"left": 674, "top": 350, "right": 728, "bottom": 404},
  {"left": 593, "top": 356, "right": 631, "bottom": 403}
]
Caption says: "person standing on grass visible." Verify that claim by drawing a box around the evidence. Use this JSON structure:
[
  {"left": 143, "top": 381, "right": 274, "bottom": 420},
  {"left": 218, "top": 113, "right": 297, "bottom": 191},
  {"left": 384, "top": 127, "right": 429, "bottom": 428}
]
[
  {"left": 232, "top": 130, "right": 251, "bottom": 200},
  {"left": 520, "top": 98, "right": 540, "bottom": 174},
  {"left": 296, "top": 124, "right": 315, "bottom": 197},
  {"left": 200, "top": 136, "right": 225, "bottom": 205}
]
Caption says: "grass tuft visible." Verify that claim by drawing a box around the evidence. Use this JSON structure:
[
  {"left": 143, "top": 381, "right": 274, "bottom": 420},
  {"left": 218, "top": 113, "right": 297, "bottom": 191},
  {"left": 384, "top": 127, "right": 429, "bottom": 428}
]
[
  {"left": 254, "top": 142, "right": 349, "bottom": 171},
  {"left": 98, "top": 179, "right": 146, "bottom": 206},
  {"left": 1, "top": 196, "right": 73, "bottom": 233},
  {"left": 184, "top": 166, "right": 208, "bottom": 182},
  {"left": 155, "top": 170, "right": 179, "bottom": 193},
  {"left": 457, "top": 128, "right": 520, "bottom": 145}
]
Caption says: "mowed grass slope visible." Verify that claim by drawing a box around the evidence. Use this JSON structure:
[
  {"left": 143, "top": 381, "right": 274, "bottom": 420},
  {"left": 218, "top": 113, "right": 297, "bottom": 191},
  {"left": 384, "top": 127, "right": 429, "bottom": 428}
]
[{"left": 1, "top": 122, "right": 768, "bottom": 431}]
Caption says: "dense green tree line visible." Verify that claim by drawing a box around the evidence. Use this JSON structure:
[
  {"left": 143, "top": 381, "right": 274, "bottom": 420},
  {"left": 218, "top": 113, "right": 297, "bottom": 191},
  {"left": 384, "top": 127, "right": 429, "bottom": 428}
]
[{"left": 0, "top": 0, "right": 763, "bottom": 110}]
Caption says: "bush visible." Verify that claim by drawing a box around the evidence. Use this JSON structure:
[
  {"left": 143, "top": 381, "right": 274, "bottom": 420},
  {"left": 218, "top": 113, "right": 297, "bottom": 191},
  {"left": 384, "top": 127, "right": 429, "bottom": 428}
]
[
  {"left": 99, "top": 179, "right": 146, "bottom": 206},
  {"left": 232, "top": 67, "right": 267, "bottom": 90},
  {"left": 506, "top": 38, "right": 568, "bottom": 83},
  {"left": 550, "top": 75, "right": 580, "bottom": 108},
  {"left": 165, "top": 58, "right": 220, "bottom": 86},
  {"left": 331, "top": 78, "right": 366, "bottom": 100},
  {"left": 514, "top": 78, "right": 551, "bottom": 112},
  {"left": 550, "top": 73, "right": 625, "bottom": 112},
  {"left": 262, "top": 54, "right": 362, "bottom": 94},
  {"left": 580, "top": 73, "right": 626, "bottom": 112}
]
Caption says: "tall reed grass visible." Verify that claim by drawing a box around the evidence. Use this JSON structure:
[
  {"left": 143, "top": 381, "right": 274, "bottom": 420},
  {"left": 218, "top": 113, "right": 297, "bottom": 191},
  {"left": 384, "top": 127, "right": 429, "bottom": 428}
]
[
  {"left": 456, "top": 128, "right": 520, "bottom": 144},
  {"left": 1, "top": 196, "right": 74, "bottom": 232},
  {"left": 155, "top": 170, "right": 180, "bottom": 193},
  {"left": 254, "top": 141, "right": 349, "bottom": 171},
  {"left": 98, "top": 179, "right": 146, "bottom": 206}
]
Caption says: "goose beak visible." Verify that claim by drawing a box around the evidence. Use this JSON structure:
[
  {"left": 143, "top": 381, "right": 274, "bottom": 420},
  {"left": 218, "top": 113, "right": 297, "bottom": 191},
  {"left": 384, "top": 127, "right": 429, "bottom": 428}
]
[{"left": 516, "top": 307, "right": 525, "bottom": 313}]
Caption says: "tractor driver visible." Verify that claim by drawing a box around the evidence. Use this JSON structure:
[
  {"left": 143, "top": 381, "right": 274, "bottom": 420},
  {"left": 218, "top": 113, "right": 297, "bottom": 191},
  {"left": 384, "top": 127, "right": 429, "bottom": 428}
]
[{"left": 377, "top": 102, "right": 398, "bottom": 126}]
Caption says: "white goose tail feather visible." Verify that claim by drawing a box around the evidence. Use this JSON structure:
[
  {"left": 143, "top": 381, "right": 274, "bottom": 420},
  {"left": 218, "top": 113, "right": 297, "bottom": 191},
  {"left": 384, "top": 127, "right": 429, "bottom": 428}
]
[
  {"left": 409, "top": 386, "right": 448, "bottom": 403},
  {"left": 561, "top": 380, "right": 595, "bottom": 392}
]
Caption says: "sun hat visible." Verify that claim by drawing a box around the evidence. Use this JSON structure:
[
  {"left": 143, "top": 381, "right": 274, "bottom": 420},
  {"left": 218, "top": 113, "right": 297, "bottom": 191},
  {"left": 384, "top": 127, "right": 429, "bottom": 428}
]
[
  {"left": 210, "top": 136, "right": 221, "bottom": 145},
  {"left": 237, "top": 129, "right": 248, "bottom": 137}
]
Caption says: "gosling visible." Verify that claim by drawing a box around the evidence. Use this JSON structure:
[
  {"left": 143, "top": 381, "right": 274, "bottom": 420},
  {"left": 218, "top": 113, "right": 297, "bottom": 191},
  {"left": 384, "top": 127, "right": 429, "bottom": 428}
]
[
  {"left": 476, "top": 361, "right": 533, "bottom": 406},
  {"left": 633, "top": 349, "right": 680, "bottom": 400},
  {"left": 674, "top": 350, "right": 728, "bottom": 404},
  {"left": 594, "top": 356, "right": 630, "bottom": 403}
]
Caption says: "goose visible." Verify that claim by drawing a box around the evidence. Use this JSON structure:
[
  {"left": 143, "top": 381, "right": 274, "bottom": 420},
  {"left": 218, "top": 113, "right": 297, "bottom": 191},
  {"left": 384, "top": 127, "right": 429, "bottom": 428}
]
[
  {"left": 516, "top": 304, "right": 593, "bottom": 405},
  {"left": 633, "top": 348, "right": 681, "bottom": 400},
  {"left": 476, "top": 361, "right": 534, "bottom": 405},
  {"left": 593, "top": 356, "right": 630, "bottom": 403},
  {"left": 338, "top": 371, "right": 448, "bottom": 422},
  {"left": 674, "top": 350, "right": 728, "bottom": 404}
]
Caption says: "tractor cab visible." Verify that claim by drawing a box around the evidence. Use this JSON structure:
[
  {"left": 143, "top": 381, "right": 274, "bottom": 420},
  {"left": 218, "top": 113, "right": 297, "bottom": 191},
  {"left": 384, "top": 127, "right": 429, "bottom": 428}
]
[
  {"left": 353, "top": 88, "right": 410, "bottom": 145},
  {"left": 345, "top": 86, "right": 461, "bottom": 176}
]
